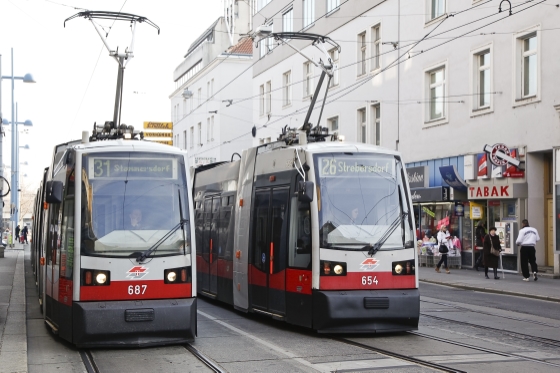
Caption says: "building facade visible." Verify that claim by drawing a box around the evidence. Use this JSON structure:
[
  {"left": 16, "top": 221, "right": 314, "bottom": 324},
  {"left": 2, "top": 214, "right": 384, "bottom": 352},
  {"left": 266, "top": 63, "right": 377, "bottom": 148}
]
[
  {"left": 170, "top": 1, "right": 254, "bottom": 167},
  {"left": 249, "top": 0, "right": 559, "bottom": 274}
]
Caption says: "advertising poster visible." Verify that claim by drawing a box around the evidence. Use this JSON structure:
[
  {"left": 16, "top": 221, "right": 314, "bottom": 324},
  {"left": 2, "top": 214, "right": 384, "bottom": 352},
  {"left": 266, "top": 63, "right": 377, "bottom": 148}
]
[
  {"left": 495, "top": 222, "right": 514, "bottom": 254},
  {"left": 470, "top": 202, "right": 484, "bottom": 219},
  {"left": 477, "top": 153, "right": 489, "bottom": 179}
]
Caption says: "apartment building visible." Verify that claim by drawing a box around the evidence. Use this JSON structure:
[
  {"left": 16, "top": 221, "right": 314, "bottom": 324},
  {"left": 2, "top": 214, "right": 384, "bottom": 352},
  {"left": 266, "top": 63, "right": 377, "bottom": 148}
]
[{"left": 250, "top": 0, "right": 559, "bottom": 273}]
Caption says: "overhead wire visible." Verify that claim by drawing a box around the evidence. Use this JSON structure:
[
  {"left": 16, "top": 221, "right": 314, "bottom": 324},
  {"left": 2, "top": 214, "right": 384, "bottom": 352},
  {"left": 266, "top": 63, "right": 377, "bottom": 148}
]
[{"left": 192, "top": 0, "right": 550, "bottom": 157}]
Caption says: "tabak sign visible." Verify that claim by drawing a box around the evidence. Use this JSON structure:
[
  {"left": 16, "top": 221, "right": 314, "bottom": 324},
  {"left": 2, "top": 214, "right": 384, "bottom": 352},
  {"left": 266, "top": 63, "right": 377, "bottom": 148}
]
[
  {"left": 468, "top": 185, "right": 511, "bottom": 199},
  {"left": 477, "top": 143, "right": 525, "bottom": 179}
]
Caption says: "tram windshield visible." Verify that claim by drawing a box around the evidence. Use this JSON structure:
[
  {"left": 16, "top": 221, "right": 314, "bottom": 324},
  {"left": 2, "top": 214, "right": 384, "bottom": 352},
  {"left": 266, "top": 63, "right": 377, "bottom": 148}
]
[
  {"left": 314, "top": 152, "right": 414, "bottom": 250},
  {"left": 81, "top": 151, "right": 191, "bottom": 258}
]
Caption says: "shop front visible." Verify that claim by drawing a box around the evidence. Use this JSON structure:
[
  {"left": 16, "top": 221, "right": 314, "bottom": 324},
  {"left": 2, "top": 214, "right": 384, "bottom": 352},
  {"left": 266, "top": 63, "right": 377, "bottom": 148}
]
[{"left": 466, "top": 183, "right": 528, "bottom": 272}]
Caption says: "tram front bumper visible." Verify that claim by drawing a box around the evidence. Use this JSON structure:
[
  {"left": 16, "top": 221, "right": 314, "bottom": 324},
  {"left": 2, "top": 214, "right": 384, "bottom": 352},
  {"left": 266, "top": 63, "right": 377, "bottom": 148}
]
[
  {"left": 73, "top": 298, "right": 196, "bottom": 348},
  {"left": 313, "top": 289, "right": 419, "bottom": 333}
]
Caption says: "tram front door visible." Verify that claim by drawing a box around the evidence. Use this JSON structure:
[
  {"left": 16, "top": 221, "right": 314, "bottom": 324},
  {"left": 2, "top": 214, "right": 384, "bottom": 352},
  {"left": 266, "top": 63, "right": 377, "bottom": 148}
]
[
  {"left": 250, "top": 187, "right": 289, "bottom": 316},
  {"left": 201, "top": 196, "right": 219, "bottom": 296}
]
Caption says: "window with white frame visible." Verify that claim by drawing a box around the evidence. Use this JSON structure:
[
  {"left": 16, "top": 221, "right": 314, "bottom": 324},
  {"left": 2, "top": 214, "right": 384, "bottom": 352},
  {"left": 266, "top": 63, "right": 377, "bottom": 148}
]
[
  {"left": 198, "top": 88, "right": 202, "bottom": 105},
  {"left": 371, "top": 104, "right": 380, "bottom": 145},
  {"left": 327, "top": 116, "right": 338, "bottom": 132},
  {"left": 259, "top": 84, "right": 265, "bottom": 115},
  {"left": 190, "top": 126, "right": 194, "bottom": 148},
  {"left": 282, "top": 8, "right": 293, "bottom": 32},
  {"left": 283, "top": 71, "right": 292, "bottom": 106},
  {"left": 303, "top": 0, "right": 315, "bottom": 28},
  {"left": 197, "top": 122, "right": 202, "bottom": 146},
  {"left": 327, "top": 0, "right": 340, "bottom": 13},
  {"left": 183, "top": 130, "right": 187, "bottom": 150},
  {"left": 260, "top": 38, "right": 267, "bottom": 58},
  {"left": 372, "top": 24, "right": 381, "bottom": 70},
  {"left": 328, "top": 48, "right": 339, "bottom": 88},
  {"left": 207, "top": 118, "right": 211, "bottom": 142},
  {"left": 207, "top": 81, "right": 210, "bottom": 99},
  {"left": 427, "top": 66, "right": 446, "bottom": 121},
  {"left": 266, "top": 81, "right": 272, "bottom": 114},
  {"left": 357, "top": 108, "right": 366, "bottom": 143},
  {"left": 358, "top": 32, "right": 366, "bottom": 76},
  {"left": 190, "top": 96, "right": 193, "bottom": 112},
  {"left": 266, "top": 22, "right": 274, "bottom": 52},
  {"left": 474, "top": 49, "right": 491, "bottom": 110},
  {"left": 304, "top": 62, "right": 313, "bottom": 97},
  {"left": 429, "top": 0, "right": 445, "bottom": 21},
  {"left": 210, "top": 116, "right": 214, "bottom": 141},
  {"left": 210, "top": 79, "right": 214, "bottom": 97},
  {"left": 521, "top": 33, "right": 537, "bottom": 98}
]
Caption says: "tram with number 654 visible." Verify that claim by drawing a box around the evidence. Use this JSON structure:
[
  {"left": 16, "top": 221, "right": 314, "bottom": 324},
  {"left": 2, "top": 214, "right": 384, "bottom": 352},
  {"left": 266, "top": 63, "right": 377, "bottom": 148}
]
[
  {"left": 31, "top": 128, "right": 196, "bottom": 347},
  {"left": 193, "top": 126, "right": 419, "bottom": 333}
]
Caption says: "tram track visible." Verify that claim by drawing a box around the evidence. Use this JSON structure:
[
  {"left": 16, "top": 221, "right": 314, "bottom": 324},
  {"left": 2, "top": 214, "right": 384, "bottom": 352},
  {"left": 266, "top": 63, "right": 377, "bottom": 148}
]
[
  {"left": 184, "top": 343, "right": 227, "bottom": 373},
  {"left": 334, "top": 337, "right": 467, "bottom": 373},
  {"left": 420, "top": 312, "right": 560, "bottom": 348},
  {"left": 409, "top": 331, "right": 560, "bottom": 369},
  {"left": 79, "top": 350, "right": 100, "bottom": 373},
  {"left": 421, "top": 299, "right": 559, "bottom": 328}
]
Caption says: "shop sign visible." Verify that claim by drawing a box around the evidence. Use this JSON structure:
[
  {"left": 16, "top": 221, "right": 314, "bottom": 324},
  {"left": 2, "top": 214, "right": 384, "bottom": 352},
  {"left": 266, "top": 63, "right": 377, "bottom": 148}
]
[
  {"left": 470, "top": 202, "right": 484, "bottom": 219},
  {"left": 422, "top": 206, "right": 435, "bottom": 218},
  {"left": 469, "top": 185, "right": 510, "bottom": 199},
  {"left": 454, "top": 202, "right": 464, "bottom": 217},
  {"left": 478, "top": 144, "right": 525, "bottom": 179},
  {"left": 407, "top": 166, "right": 428, "bottom": 188},
  {"left": 411, "top": 186, "right": 450, "bottom": 203}
]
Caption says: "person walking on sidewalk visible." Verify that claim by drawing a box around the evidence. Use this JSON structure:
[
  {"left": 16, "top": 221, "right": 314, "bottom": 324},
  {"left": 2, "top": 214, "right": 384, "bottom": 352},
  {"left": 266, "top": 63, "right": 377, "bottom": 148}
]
[
  {"left": 21, "top": 225, "right": 29, "bottom": 244},
  {"left": 474, "top": 221, "right": 486, "bottom": 271},
  {"left": 516, "top": 219, "right": 540, "bottom": 282},
  {"left": 15, "top": 225, "right": 20, "bottom": 243},
  {"left": 483, "top": 227, "right": 502, "bottom": 280},
  {"left": 435, "top": 225, "right": 452, "bottom": 274}
]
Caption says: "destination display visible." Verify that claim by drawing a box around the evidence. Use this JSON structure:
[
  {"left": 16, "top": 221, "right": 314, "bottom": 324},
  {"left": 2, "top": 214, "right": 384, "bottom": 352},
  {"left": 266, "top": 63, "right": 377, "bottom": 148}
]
[
  {"left": 316, "top": 154, "right": 394, "bottom": 177},
  {"left": 89, "top": 157, "right": 176, "bottom": 179}
]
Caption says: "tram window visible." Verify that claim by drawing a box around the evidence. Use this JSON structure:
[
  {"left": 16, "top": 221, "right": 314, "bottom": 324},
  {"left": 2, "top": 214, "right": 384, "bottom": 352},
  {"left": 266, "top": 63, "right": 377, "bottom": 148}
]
[{"left": 288, "top": 197, "right": 311, "bottom": 269}]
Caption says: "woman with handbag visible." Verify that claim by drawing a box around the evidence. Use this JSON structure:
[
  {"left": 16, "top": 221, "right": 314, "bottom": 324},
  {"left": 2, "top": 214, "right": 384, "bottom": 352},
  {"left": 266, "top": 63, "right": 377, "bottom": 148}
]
[
  {"left": 435, "top": 225, "right": 452, "bottom": 274},
  {"left": 483, "top": 226, "right": 502, "bottom": 279}
]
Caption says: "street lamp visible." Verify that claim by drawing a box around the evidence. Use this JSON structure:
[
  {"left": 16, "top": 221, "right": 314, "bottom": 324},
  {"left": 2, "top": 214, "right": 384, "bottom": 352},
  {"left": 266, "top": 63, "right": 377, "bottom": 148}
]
[
  {"left": 0, "top": 48, "right": 36, "bottom": 234},
  {"left": 1, "top": 104, "right": 33, "bottom": 234}
]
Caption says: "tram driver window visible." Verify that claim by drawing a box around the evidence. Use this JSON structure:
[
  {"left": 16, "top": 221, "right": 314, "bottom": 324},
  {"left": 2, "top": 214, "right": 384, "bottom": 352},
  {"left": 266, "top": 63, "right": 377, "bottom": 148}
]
[{"left": 289, "top": 197, "right": 312, "bottom": 269}]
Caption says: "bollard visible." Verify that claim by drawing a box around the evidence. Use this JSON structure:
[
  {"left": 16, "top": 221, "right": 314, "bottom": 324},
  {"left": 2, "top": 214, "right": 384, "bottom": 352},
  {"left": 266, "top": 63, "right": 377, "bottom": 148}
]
[{"left": 0, "top": 245, "right": 4, "bottom": 258}]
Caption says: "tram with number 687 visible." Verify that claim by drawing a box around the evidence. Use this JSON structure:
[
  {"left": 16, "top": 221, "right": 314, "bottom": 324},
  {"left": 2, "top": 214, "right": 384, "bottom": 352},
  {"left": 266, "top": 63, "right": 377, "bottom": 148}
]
[{"left": 31, "top": 128, "right": 196, "bottom": 347}]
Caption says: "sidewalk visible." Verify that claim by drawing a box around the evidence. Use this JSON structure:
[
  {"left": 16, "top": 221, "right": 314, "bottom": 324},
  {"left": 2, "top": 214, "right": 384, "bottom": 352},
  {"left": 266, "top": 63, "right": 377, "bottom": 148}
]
[
  {"left": 419, "top": 265, "right": 560, "bottom": 303},
  {"left": 0, "top": 243, "right": 27, "bottom": 373}
]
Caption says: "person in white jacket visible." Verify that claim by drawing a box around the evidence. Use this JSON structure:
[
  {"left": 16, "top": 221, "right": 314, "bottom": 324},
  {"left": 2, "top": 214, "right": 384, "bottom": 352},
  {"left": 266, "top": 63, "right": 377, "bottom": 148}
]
[
  {"left": 516, "top": 219, "right": 540, "bottom": 281},
  {"left": 435, "top": 225, "right": 453, "bottom": 274}
]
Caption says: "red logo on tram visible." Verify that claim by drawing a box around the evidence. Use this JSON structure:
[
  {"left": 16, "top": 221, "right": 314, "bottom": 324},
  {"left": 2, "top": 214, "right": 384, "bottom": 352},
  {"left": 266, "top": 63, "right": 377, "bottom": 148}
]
[
  {"left": 127, "top": 266, "right": 149, "bottom": 279},
  {"left": 360, "top": 258, "right": 379, "bottom": 271}
]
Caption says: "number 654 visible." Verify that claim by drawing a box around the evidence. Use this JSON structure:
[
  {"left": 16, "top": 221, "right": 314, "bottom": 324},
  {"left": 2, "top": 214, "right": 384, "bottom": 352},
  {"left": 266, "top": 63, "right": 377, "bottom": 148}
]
[{"left": 361, "top": 276, "right": 378, "bottom": 285}]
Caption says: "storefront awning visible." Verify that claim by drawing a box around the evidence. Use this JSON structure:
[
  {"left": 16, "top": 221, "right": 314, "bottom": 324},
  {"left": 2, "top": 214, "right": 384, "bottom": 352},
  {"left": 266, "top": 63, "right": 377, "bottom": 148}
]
[{"left": 439, "top": 165, "right": 469, "bottom": 192}]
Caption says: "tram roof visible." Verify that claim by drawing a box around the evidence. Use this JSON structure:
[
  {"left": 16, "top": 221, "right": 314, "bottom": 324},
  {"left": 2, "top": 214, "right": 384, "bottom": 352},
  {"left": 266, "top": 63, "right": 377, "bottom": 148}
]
[
  {"left": 70, "top": 139, "right": 187, "bottom": 155},
  {"left": 285, "top": 141, "right": 401, "bottom": 157}
]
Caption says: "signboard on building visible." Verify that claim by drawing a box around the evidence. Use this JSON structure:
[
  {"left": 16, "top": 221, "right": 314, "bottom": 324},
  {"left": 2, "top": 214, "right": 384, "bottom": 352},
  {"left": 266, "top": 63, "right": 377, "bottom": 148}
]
[
  {"left": 468, "top": 183, "right": 528, "bottom": 200},
  {"left": 407, "top": 166, "right": 428, "bottom": 188},
  {"left": 470, "top": 202, "right": 484, "bottom": 219},
  {"left": 478, "top": 144, "right": 525, "bottom": 179},
  {"left": 143, "top": 122, "right": 174, "bottom": 146},
  {"left": 195, "top": 157, "right": 216, "bottom": 166},
  {"left": 143, "top": 122, "right": 173, "bottom": 130},
  {"left": 410, "top": 186, "right": 449, "bottom": 203}
]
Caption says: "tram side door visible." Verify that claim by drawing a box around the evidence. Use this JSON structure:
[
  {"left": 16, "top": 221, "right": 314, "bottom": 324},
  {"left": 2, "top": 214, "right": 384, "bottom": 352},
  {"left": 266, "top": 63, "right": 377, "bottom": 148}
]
[
  {"left": 201, "top": 196, "right": 219, "bottom": 296},
  {"left": 45, "top": 203, "right": 62, "bottom": 326},
  {"left": 251, "top": 187, "right": 289, "bottom": 316}
]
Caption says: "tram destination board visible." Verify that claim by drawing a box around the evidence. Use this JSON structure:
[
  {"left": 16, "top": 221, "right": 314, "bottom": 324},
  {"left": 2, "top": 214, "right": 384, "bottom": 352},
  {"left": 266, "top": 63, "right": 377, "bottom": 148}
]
[{"left": 89, "top": 157, "right": 177, "bottom": 179}]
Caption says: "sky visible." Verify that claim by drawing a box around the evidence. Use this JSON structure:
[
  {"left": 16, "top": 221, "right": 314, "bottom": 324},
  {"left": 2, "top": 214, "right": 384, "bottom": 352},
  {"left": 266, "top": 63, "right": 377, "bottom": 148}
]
[{"left": 0, "top": 0, "right": 224, "bottom": 191}]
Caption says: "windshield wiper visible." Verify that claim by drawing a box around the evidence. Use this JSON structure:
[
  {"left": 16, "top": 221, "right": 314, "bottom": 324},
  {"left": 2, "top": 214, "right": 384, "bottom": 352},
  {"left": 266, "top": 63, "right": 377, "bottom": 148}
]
[
  {"left": 136, "top": 219, "right": 189, "bottom": 263},
  {"left": 362, "top": 212, "right": 409, "bottom": 256}
]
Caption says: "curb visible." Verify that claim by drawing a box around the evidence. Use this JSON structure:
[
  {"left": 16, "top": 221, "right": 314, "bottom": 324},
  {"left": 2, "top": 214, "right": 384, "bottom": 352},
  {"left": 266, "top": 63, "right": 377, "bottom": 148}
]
[{"left": 419, "top": 278, "right": 560, "bottom": 303}]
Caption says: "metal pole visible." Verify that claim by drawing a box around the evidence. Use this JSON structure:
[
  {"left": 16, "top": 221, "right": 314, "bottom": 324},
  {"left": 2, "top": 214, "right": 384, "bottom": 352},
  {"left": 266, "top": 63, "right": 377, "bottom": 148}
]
[
  {"left": 0, "top": 53, "right": 4, "bottom": 233},
  {"left": 15, "top": 102, "right": 19, "bottom": 228},
  {"left": 11, "top": 48, "right": 16, "bottom": 239}
]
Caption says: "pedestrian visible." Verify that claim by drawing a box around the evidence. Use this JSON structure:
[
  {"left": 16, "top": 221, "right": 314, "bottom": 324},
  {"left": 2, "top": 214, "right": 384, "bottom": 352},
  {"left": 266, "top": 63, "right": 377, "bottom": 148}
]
[
  {"left": 435, "top": 225, "right": 452, "bottom": 274},
  {"left": 21, "top": 225, "right": 29, "bottom": 244},
  {"left": 516, "top": 219, "right": 540, "bottom": 281},
  {"left": 474, "top": 220, "right": 485, "bottom": 271},
  {"left": 483, "top": 227, "right": 502, "bottom": 280},
  {"left": 15, "top": 225, "right": 20, "bottom": 242}
]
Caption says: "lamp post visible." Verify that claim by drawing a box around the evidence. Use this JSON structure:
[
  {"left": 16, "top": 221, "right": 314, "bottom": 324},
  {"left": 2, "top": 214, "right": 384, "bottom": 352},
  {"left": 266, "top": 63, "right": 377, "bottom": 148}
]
[
  {"left": 2, "top": 105, "right": 32, "bottom": 232},
  {"left": 0, "top": 48, "right": 36, "bottom": 234}
]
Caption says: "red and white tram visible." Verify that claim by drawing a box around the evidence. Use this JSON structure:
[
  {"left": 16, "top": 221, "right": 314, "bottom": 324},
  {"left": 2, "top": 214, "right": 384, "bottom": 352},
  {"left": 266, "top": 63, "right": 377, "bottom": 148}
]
[
  {"left": 32, "top": 132, "right": 196, "bottom": 347},
  {"left": 193, "top": 135, "right": 419, "bottom": 333}
]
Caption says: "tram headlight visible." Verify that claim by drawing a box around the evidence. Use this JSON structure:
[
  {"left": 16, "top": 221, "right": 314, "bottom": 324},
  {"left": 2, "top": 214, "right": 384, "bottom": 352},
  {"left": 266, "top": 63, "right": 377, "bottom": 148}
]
[
  {"left": 82, "top": 269, "right": 111, "bottom": 286},
  {"left": 320, "top": 260, "right": 346, "bottom": 276},
  {"left": 392, "top": 260, "right": 415, "bottom": 275},
  {"left": 167, "top": 271, "right": 177, "bottom": 282},
  {"left": 164, "top": 267, "right": 191, "bottom": 284},
  {"left": 394, "top": 264, "right": 403, "bottom": 274},
  {"left": 334, "top": 265, "right": 344, "bottom": 275},
  {"left": 96, "top": 273, "right": 107, "bottom": 284}
]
